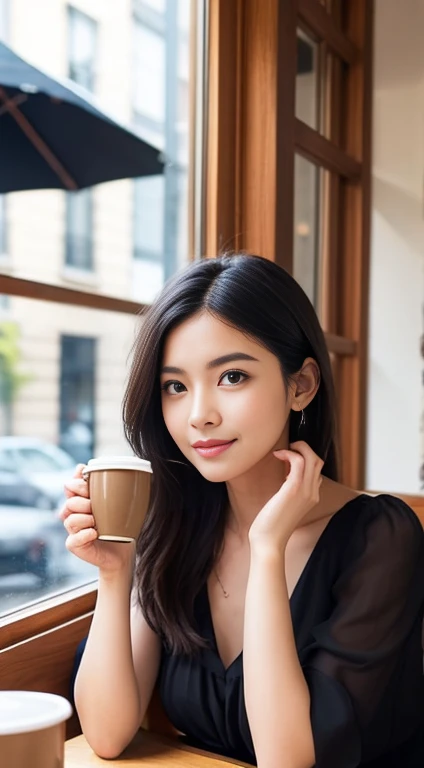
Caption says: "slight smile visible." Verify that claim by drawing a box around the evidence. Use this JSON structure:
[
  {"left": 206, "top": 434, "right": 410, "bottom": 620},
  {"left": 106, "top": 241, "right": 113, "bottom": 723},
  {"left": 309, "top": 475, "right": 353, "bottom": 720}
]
[{"left": 192, "top": 439, "right": 237, "bottom": 458}]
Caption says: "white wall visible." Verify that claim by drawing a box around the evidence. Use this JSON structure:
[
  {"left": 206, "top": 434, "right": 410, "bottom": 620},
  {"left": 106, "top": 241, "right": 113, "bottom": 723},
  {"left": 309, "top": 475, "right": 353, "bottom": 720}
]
[{"left": 366, "top": 0, "right": 424, "bottom": 492}]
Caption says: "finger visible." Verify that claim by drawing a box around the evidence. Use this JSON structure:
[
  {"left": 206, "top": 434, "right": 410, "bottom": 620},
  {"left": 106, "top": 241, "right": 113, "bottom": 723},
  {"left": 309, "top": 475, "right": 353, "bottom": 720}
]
[
  {"left": 289, "top": 441, "right": 324, "bottom": 488},
  {"left": 74, "top": 464, "right": 87, "bottom": 480},
  {"left": 64, "top": 478, "right": 89, "bottom": 499},
  {"left": 64, "top": 513, "right": 96, "bottom": 536},
  {"left": 289, "top": 440, "right": 324, "bottom": 471},
  {"left": 273, "top": 449, "right": 305, "bottom": 486},
  {"left": 60, "top": 495, "right": 92, "bottom": 520},
  {"left": 66, "top": 528, "right": 98, "bottom": 552}
]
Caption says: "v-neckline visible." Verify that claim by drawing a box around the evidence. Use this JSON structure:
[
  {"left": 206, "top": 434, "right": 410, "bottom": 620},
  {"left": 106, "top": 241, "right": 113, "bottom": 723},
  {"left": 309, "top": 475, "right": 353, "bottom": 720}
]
[{"left": 203, "top": 494, "right": 367, "bottom": 674}]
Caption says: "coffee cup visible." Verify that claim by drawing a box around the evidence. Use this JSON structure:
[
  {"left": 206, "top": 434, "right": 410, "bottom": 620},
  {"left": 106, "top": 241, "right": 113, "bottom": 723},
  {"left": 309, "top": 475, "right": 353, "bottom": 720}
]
[
  {"left": 82, "top": 455, "right": 152, "bottom": 542},
  {"left": 0, "top": 690, "right": 72, "bottom": 768}
]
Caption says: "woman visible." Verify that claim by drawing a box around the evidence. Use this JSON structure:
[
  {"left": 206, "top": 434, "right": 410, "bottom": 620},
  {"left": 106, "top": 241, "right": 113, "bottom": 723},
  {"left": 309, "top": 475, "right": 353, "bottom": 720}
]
[{"left": 63, "top": 254, "right": 424, "bottom": 767}]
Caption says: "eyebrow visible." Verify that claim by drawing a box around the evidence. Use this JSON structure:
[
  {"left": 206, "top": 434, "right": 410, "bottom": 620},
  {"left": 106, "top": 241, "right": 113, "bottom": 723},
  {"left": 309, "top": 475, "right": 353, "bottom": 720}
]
[{"left": 160, "top": 352, "right": 259, "bottom": 375}]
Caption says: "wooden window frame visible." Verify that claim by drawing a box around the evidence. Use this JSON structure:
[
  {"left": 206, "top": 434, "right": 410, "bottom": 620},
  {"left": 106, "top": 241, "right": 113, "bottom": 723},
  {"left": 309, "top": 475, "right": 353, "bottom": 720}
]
[{"left": 206, "top": 0, "right": 373, "bottom": 489}]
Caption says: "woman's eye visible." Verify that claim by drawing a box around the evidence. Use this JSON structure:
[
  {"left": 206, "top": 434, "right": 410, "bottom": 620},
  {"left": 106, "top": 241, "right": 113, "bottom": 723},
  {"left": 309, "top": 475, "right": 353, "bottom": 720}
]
[
  {"left": 219, "top": 370, "right": 248, "bottom": 386},
  {"left": 162, "top": 381, "right": 186, "bottom": 395}
]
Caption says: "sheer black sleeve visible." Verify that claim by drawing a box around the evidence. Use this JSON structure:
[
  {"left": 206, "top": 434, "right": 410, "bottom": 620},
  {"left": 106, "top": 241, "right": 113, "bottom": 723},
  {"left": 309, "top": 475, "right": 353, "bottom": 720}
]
[{"left": 301, "top": 496, "right": 424, "bottom": 768}]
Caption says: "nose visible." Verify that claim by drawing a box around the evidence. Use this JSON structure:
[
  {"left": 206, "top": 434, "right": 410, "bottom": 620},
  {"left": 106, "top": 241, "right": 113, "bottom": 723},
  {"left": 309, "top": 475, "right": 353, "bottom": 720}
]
[{"left": 189, "top": 387, "right": 222, "bottom": 429}]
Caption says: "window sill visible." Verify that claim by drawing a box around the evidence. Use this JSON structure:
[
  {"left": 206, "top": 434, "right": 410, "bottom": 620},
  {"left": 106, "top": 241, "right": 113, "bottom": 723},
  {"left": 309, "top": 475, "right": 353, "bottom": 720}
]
[{"left": 0, "top": 580, "right": 97, "bottom": 650}]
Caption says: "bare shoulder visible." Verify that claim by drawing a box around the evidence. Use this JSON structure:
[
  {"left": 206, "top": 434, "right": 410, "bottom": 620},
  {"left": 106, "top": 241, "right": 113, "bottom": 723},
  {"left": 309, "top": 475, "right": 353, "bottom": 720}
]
[{"left": 302, "top": 477, "right": 360, "bottom": 529}]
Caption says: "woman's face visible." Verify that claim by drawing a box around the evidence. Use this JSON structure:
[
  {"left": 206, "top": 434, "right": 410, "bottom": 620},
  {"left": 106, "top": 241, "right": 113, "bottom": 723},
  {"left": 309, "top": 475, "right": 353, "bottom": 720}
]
[{"left": 160, "top": 312, "right": 293, "bottom": 483}]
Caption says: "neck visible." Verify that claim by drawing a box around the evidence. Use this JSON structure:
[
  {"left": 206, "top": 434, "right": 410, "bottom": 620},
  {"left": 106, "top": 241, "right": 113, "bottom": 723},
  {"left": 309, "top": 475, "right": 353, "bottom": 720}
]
[{"left": 225, "top": 451, "right": 289, "bottom": 540}]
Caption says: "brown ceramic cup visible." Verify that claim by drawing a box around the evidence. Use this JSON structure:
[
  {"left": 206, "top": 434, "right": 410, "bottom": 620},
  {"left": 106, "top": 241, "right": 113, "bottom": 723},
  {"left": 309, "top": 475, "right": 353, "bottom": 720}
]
[
  {"left": 0, "top": 690, "right": 72, "bottom": 768},
  {"left": 82, "top": 455, "right": 152, "bottom": 542}
]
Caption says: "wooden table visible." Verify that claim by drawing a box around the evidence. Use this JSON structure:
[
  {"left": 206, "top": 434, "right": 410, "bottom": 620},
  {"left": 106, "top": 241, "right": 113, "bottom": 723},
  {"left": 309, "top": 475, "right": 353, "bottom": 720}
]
[{"left": 65, "top": 730, "right": 253, "bottom": 767}]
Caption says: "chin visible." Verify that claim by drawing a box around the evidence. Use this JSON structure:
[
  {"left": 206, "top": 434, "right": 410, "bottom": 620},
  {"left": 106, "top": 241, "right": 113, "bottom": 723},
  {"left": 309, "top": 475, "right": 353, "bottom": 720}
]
[
  {"left": 191, "top": 464, "right": 232, "bottom": 483},
  {"left": 190, "top": 458, "right": 259, "bottom": 484}
]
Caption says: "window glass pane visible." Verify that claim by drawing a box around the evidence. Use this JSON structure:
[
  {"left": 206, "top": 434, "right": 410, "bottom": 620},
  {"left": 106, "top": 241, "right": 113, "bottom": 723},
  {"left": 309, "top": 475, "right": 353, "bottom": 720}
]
[
  {"left": 60, "top": 335, "right": 95, "bottom": 464},
  {"left": 0, "top": 298, "right": 139, "bottom": 615},
  {"left": 0, "top": 0, "right": 200, "bottom": 615},
  {"left": 0, "top": 1, "right": 194, "bottom": 303},
  {"left": 296, "top": 29, "right": 319, "bottom": 130},
  {"left": 68, "top": 6, "right": 97, "bottom": 92},
  {"left": 296, "top": 29, "right": 338, "bottom": 143},
  {"left": 293, "top": 155, "right": 321, "bottom": 308},
  {"left": 65, "top": 190, "right": 94, "bottom": 271}
]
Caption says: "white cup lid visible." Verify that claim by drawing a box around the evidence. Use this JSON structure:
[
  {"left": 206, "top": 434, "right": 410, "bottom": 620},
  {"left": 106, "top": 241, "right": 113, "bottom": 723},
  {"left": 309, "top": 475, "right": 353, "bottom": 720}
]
[
  {"left": 0, "top": 691, "right": 73, "bottom": 735},
  {"left": 83, "top": 455, "right": 152, "bottom": 474}
]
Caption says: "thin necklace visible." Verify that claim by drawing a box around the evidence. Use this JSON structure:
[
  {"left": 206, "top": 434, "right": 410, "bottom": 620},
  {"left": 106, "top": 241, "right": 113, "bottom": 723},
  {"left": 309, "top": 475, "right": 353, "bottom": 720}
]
[{"left": 214, "top": 568, "right": 229, "bottom": 598}]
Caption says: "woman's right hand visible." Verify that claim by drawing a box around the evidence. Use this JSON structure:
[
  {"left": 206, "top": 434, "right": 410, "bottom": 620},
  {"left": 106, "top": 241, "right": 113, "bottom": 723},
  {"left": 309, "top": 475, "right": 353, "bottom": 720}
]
[{"left": 59, "top": 464, "right": 136, "bottom": 575}]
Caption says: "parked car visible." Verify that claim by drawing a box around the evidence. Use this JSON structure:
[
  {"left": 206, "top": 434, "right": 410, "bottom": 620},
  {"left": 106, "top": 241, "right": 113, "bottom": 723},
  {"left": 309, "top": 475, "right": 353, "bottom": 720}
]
[
  {"left": 0, "top": 504, "right": 69, "bottom": 586},
  {"left": 0, "top": 464, "right": 53, "bottom": 510},
  {"left": 0, "top": 437, "right": 76, "bottom": 510}
]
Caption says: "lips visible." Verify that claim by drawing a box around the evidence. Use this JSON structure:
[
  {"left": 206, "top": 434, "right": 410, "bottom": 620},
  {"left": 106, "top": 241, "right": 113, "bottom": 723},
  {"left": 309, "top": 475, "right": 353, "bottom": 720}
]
[
  {"left": 192, "top": 439, "right": 236, "bottom": 458},
  {"left": 192, "top": 439, "right": 234, "bottom": 448}
]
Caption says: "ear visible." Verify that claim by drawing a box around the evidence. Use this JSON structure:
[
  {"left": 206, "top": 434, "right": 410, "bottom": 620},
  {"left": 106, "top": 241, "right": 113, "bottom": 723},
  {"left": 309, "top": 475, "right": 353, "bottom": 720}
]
[{"left": 290, "top": 357, "right": 320, "bottom": 412}]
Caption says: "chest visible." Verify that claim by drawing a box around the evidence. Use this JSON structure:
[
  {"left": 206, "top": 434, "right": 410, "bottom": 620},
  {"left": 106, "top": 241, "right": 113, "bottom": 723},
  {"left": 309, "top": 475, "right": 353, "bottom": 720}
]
[{"left": 207, "top": 517, "right": 332, "bottom": 670}]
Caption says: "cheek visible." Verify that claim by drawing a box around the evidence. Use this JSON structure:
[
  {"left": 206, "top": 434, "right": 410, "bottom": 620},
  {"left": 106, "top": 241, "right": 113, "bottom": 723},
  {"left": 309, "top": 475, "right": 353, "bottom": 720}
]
[{"left": 233, "top": 385, "right": 288, "bottom": 429}]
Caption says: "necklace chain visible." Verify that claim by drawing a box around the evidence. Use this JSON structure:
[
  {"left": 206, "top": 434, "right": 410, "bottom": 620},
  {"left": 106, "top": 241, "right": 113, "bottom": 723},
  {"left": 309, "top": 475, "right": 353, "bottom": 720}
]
[{"left": 214, "top": 568, "right": 230, "bottom": 598}]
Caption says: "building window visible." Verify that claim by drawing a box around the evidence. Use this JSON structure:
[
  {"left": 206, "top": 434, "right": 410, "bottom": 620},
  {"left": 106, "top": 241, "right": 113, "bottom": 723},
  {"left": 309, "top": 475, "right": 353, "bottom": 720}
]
[
  {"left": 65, "top": 8, "right": 97, "bottom": 273},
  {"left": 65, "top": 189, "right": 94, "bottom": 271},
  {"left": 59, "top": 335, "right": 95, "bottom": 465},
  {"left": 133, "top": 175, "right": 165, "bottom": 303},
  {"left": 139, "top": 0, "right": 165, "bottom": 12},
  {"left": 68, "top": 6, "right": 97, "bottom": 92},
  {"left": 133, "top": 21, "right": 166, "bottom": 149},
  {"left": 132, "top": 1, "right": 190, "bottom": 303}
]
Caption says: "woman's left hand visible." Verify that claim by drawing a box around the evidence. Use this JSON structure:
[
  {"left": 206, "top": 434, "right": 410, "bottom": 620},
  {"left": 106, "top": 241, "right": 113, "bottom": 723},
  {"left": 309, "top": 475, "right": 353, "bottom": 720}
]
[{"left": 248, "top": 441, "right": 324, "bottom": 553}]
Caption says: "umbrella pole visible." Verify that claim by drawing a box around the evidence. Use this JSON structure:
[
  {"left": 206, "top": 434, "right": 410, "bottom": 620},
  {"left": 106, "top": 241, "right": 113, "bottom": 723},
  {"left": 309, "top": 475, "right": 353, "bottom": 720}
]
[{"left": 0, "top": 86, "right": 79, "bottom": 191}]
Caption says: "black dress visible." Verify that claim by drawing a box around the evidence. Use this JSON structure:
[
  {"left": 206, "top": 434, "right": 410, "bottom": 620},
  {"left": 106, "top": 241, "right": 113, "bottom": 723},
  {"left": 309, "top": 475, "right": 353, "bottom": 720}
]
[{"left": 71, "top": 494, "right": 424, "bottom": 767}]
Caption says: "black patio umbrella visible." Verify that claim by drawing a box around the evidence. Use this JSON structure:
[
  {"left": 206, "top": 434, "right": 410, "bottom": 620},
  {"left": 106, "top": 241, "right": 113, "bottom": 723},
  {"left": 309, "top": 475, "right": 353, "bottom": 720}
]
[{"left": 0, "top": 41, "right": 163, "bottom": 193}]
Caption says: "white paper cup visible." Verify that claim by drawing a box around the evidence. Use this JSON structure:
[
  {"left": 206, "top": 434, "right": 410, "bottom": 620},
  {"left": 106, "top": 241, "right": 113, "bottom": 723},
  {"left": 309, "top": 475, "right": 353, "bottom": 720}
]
[{"left": 0, "top": 691, "right": 72, "bottom": 768}]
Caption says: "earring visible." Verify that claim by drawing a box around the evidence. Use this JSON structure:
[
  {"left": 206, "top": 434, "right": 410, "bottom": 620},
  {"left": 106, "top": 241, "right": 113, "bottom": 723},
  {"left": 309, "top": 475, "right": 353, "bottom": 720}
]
[{"left": 299, "top": 409, "right": 306, "bottom": 428}]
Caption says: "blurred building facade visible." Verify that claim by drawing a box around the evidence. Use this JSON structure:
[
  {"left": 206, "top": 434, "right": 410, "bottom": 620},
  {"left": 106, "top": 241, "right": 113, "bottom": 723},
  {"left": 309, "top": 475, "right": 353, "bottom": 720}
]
[{"left": 0, "top": 0, "right": 191, "bottom": 462}]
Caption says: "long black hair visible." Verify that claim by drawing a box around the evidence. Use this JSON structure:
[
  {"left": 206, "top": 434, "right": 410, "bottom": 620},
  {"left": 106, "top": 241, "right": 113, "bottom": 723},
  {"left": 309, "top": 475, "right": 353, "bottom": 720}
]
[{"left": 123, "top": 254, "right": 338, "bottom": 654}]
